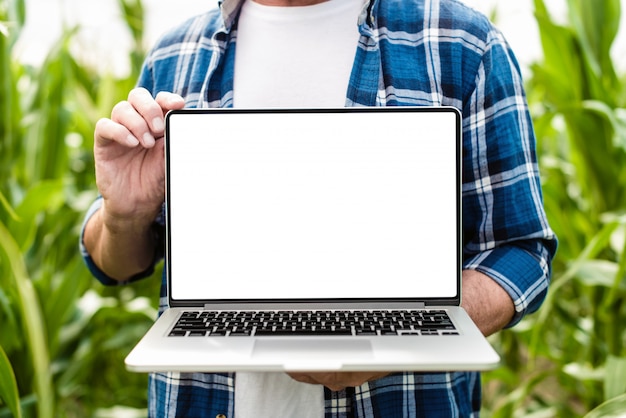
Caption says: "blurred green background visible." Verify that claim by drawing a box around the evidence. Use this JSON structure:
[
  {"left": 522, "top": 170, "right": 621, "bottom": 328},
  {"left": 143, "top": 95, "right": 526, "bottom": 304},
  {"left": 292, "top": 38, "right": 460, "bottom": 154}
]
[{"left": 1, "top": 0, "right": 626, "bottom": 416}]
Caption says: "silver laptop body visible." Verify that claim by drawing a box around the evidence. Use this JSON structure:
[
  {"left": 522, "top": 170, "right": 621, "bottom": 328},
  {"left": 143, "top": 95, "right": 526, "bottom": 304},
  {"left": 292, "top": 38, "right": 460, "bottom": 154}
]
[{"left": 125, "top": 107, "right": 500, "bottom": 373}]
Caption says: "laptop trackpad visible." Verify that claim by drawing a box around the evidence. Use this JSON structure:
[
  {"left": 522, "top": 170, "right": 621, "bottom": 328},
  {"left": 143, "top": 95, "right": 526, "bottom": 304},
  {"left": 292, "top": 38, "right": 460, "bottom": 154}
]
[{"left": 252, "top": 339, "right": 373, "bottom": 365}]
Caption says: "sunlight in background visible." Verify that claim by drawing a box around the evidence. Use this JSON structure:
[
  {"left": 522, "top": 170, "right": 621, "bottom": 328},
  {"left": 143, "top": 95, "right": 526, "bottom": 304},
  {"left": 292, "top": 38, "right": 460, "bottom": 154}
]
[{"left": 14, "top": 0, "right": 626, "bottom": 77}]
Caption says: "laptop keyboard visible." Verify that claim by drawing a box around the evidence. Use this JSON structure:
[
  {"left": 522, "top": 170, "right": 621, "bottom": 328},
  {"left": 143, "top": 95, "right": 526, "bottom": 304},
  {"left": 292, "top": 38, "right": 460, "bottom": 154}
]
[{"left": 168, "top": 310, "right": 459, "bottom": 337}]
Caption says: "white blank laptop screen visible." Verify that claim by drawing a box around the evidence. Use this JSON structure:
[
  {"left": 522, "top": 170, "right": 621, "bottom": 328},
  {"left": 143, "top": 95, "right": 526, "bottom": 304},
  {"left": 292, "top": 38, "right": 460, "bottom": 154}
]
[{"left": 166, "top": 110, "right": 459, "bottom": 302}]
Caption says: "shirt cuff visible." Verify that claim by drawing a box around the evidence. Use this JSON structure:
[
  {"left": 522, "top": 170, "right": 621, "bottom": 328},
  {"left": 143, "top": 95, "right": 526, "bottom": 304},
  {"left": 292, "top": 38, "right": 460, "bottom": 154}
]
[
  {"left": 463, "top": 239, "right": 554, "bottom": 327},
  {"left": 80, "top": 197, "right": 158, "bottom": 286}
]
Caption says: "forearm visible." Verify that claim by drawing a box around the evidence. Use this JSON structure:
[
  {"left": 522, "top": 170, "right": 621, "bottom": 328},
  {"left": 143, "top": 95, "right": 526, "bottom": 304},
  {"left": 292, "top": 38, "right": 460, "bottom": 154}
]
[
  {"left": 461, "top": 269, "right": 514, "bottom": 336},
  {"left": 83, "top": 203, "right": 159, "bottom": 282}
]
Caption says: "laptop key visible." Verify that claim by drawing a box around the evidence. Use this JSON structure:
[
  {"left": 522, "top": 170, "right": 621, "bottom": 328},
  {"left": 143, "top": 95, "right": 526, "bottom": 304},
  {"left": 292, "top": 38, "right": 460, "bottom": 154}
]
[{"left": 229, "top": 330, "right": 252, "bottom": 336}]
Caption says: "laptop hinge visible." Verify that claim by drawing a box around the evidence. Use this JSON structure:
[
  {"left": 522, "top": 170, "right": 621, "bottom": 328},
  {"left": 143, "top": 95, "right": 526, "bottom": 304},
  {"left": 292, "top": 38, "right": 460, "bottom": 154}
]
[{"left": 202, "top": 302, "right": 429, "bottom": 310}]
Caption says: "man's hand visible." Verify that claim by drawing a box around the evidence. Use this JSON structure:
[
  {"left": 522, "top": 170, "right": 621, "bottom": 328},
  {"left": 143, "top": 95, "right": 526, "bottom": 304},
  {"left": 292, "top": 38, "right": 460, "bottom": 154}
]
[
  {"left": 94, "top": 88, "right": 185, "bottom": 224},
  {"left": 84, "top": 88, "right": 185, "bottom": 281},
  {"left": 287, "top": 372, "right": 390, "bottom": 392}
]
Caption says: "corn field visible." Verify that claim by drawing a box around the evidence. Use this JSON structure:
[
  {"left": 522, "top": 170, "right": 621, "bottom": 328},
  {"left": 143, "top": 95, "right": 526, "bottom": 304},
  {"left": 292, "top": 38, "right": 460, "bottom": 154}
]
[{"left": 1, "top": 0, "right": 626, "bottom": 416}]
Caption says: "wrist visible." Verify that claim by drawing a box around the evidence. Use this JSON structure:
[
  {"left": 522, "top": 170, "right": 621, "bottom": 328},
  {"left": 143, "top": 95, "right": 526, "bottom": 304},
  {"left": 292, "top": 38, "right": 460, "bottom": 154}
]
[
  {"left": 100, "top": 199, "right": 160, "bottom": 236},
  {"left": 85, "top": 202, "right": 161, "bottom": 282}
]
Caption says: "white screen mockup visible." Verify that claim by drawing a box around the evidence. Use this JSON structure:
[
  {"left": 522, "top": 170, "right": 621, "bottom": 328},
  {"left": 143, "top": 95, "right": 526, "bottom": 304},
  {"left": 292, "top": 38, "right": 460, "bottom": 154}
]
[{"left": 166, "top": 109, "right": 459, "bottom": 302}]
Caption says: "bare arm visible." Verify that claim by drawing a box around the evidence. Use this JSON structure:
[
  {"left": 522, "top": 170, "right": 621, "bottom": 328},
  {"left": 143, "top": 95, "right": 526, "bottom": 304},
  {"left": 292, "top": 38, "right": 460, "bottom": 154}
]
[
  {"left": 83, "top": 88, "right": 185, "bottom": 282},
  {"left": 461, "top": 269, "right": 515, "bottom": 337}
]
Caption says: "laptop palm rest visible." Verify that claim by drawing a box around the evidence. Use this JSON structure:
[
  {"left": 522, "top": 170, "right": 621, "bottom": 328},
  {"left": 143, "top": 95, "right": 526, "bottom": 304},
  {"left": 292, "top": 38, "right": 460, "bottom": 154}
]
[{"left": 253, "top": 339, "right": 373, "bottom": 370}]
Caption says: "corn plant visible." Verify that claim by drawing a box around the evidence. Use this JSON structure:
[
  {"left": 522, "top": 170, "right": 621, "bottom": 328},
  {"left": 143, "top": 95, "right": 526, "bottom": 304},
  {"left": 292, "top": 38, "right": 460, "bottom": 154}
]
[
  {"left": 482, "top": 0, "right": 626, "bottom": 416},
  {"left": 1, "top": 0, "right": 160, "bottom": 416}
]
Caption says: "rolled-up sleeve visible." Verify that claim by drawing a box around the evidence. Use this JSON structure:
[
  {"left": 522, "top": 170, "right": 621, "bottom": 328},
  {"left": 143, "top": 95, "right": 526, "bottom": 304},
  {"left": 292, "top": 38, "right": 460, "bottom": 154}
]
[
  {"left": 79, "top": 196, "right": 165, "bottom": 286},
  {"left": 80, "top": 197, "right": 119, "bottom": 286},
  {"left": 461, "top": 32, "right": 558, "bottom": 327}
]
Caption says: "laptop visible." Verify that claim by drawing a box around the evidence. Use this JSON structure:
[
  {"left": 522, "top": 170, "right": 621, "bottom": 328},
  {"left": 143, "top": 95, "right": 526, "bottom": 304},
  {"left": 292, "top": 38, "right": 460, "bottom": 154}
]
[{"left": 125, "top": 107, "right": 501, "bottom": 373}]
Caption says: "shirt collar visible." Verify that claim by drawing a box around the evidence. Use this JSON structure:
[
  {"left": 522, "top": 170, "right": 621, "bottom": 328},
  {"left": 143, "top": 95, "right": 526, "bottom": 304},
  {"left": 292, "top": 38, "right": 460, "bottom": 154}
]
[{"left": 217, "top": 0, "right": 376, "bottom": 31}]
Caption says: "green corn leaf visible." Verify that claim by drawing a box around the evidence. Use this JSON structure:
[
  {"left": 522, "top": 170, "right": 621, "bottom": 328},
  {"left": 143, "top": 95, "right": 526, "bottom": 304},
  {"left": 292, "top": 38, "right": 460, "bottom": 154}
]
[
  {"left": 0, "top": 221, "right": 53, "bottom": 418},
  {"left": 0, "top": 344, "right": 22, "bottom": 418},
  {"left": 529, "top": 220, "right": 621, "bottom": 355},
  {"left": 0, "top": 22, "right": 8, "bottom": 37},
  {"left": 7, "top": 179, "right": 65, "bottom": 251},
  {"left": 581, "top": 101, "right": 626, "bottom": 151},
  {"left": 533, "top": 0, "right": 584, "bottom": 103},
  {"left": 605, "top": 356, "right": 626, "bottom": 401},
  {"left": 7, "top": 0, "right": 26, "bottom": 30},
  {"left": 0, "top": 189, "right": 19, "bottom": 222},
  {"left": 567, "top": 0, "right": 621, "bottom": 98},
  {"left": 583, "top": 393, "right": 626, "bottom": 418},
  {"left": 573, "top": 259, "right": 625, "bottom": 290}
]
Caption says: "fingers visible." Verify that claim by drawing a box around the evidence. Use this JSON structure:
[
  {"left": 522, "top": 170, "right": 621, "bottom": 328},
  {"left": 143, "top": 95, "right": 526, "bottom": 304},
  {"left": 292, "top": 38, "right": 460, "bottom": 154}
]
[
  {"left": 95, "top": 117, "right": 139, "bottom": 148},
  {"left": 155, "top": 91, "right": 186, "bottom": 113},
  {"left": 288, "top": 373, "right": 347, "bottom": 392},
  {"left": 110, "top": 100, "right": 157, "bottom": 147},
  {"left": 95, "top": 88, "right": 185, "bottom": 149},
  {"left": 287, "top": 372, "right": 391, "bottom": 392}
]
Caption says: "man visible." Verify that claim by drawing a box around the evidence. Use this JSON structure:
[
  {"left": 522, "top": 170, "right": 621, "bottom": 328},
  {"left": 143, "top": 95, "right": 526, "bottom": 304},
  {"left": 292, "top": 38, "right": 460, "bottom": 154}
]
[{"left": 81, "top": 0, "right": 557, "bottom": 416}]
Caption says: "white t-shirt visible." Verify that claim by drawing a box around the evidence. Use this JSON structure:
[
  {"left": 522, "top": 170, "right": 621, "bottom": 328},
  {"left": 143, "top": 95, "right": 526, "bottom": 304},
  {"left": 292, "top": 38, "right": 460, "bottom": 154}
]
[
  {"left": 233, "top": 1, "right": 363, "bottom": 417},
  {"left": 233, "top": 0, "right": 363, "bottom": 108},
  {"left": 235, "top": 372, "right": 324, "bottom": 418}
]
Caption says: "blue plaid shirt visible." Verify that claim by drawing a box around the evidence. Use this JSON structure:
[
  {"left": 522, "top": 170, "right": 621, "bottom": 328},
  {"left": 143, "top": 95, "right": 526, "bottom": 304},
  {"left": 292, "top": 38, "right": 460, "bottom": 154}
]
[{"left": 82, "top": 0, "right": 557, "bottom": 416}]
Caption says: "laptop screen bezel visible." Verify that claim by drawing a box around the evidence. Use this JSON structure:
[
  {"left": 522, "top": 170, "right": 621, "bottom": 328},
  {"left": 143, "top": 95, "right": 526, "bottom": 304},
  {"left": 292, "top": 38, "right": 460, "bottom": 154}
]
[{"left": 164, "top": 107, "right": 462, "bottom": 308}]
